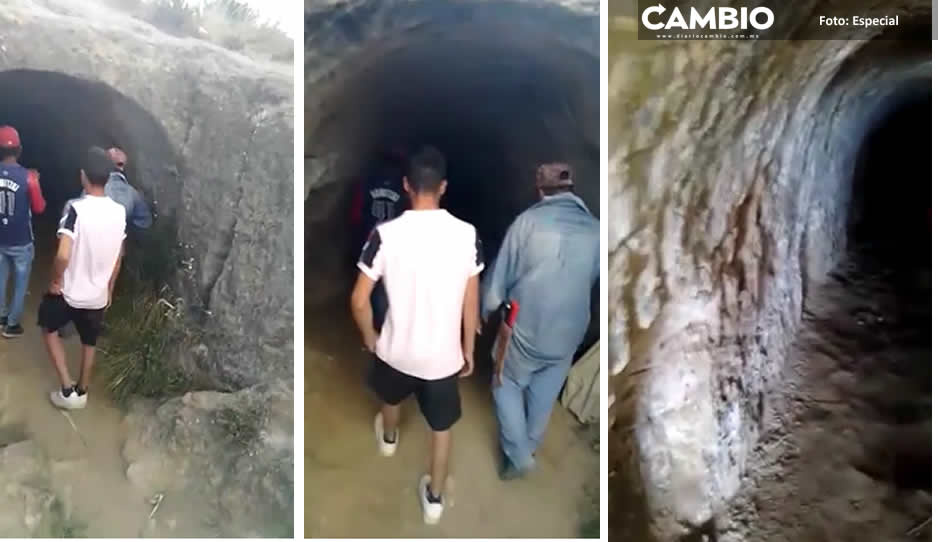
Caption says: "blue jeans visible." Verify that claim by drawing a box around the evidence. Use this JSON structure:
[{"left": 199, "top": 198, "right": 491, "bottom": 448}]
[
  {"left": 0, "top": 243, "right": 34, "bottom": 327},
  {"left": 372, "top": 280, "right": 388, "bottom": 332},
  {"left": 492, "top": 351, "right": 572, "bottom": 472}
]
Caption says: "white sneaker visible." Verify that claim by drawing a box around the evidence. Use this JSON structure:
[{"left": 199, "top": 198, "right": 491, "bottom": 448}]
[
  {"left": 418, "top": 474, "right": 444, "bottom": 525},
  {"left": 374, "top": 412, "right": 398, "bottom": 457},
  {"left": 50, "top": 388, "right": 87, "bottom": 410}
]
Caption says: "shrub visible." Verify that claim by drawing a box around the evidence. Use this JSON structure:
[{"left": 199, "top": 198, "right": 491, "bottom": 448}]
[
  {"left": 106, "top": 0, "right": 292, "bottom": 63},
  {"left": 96, "top": 285, "right": 194, "bottom": 407},
  {"left": 95, "top": 222, "right": 195, "bottom": 406}
]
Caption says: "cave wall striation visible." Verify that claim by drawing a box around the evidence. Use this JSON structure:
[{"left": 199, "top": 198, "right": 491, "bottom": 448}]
[{"left": 608, "top": 2, "right": 930, "bottom": 538}]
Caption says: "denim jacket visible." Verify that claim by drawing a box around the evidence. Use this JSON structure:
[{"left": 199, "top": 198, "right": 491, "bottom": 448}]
[
  {"left": 481, "top": 192, "right": 600, "bottom": 365},
  {"left": 84, "top": 172, "right": 152, "bottom": 230}
]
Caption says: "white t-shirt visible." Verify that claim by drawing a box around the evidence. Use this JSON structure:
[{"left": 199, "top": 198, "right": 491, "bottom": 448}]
[
  {"left": 58, "top": 195, "right": 127, "bottom": 309},
  {"left": 358, "top": 209, "right": 484, "bottom": 380}
]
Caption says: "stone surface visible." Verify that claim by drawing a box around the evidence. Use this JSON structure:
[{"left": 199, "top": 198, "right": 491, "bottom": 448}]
[
  {"left": 0, "top": 0, "right": 293, "bottom": 389},
  {"left": 607, "top": 2, "right": 930, "bottom": 539},
  {"left": 0, "top": 440, "right": 64, "bottom": 537},
  {"left": 122, "top": 380, "right": 294, "bottom": 537}
]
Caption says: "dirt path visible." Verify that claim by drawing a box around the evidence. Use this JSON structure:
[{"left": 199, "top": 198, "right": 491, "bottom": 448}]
[
  {"left": 0, "top": 227, "right": 216, "bottom": 537},
  {"left": 305, "top": 309, "right": 597, "bottom": 538},
  {"left": 722, "top": 251, "right": 931, "bottom": 541}
]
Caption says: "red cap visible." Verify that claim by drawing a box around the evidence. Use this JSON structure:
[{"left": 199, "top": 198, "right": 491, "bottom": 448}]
[{"left": 0, "top": 126, "right": 20, "bottom": 149}]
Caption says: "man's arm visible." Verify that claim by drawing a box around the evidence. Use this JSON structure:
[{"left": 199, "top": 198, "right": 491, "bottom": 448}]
[
  {"left": 49, "top": 236, "right": 72, "bottom": 294},
  {"left": 480, "top": 216, "right": 523, "bottom": 321},
  {"left": 351, "top": 228, "right": 384, "bottom": 351},
  {"left": 349, "top": 181, "right": 364, "bottom": 227},
  {"left": 27, "top": 169, "right": 45, "bottom": 214},
  {"left": 130, "top": 189, "right": 153, "bottom": 230},
  {"left": 107, "top": 242, "right": 125, "bottom": 306},
  {"left": 50, "top": 203, "right": 78, "bottom": 293},
  {"left": 350, "top": 271, "right": 378, "bottom": 351},
  {"left": 460, "top": 274, "right": 480, "bottom": 377}
]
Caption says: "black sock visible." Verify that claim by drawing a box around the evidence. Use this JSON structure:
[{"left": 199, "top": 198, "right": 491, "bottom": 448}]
[
  {"left": 383, "top": 430, "right": 397, "bottom": 444},
  {"left": 426, "top": 486, "right": 442, "bottom": 504},
  {"left": 75, "top": 386, "right": 87, "bottom": 397},
  {"left": 62, "top": 386, "right": 74, "bottom": 397}
]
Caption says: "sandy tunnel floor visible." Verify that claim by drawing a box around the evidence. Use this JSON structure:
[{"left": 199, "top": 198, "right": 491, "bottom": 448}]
[
  {"left": 0, "top": 222, "right": 219, "bottom": 537},
  {"left": 720, "top": 248, "right": 931, "bottom": 542},
  {"left": 305, "top": 309, "right": 598, "bottom": 538}
]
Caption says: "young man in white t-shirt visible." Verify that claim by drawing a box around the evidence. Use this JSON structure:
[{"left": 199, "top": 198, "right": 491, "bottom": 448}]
[
  {"left": 40, "top": 147, "right": 126, "bottom": 410},
  {"left": 350, "top": 146, "right": 483, "bottom": 525}
]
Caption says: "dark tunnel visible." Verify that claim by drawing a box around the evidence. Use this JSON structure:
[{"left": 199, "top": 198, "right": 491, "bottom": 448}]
[
  {"left": 306, "top": 18, "right": 601, "bottom": 353},
  {"left": 0, "top": 69, "right": 181, "bottom": 217},
  {"left": 838, "top": 73, "right": 931, "bottom": 490},
  {"left": 849, "top": 83, "right": 931, "bottom": 270},
  {"left": 0, "top": 69, "right": 179, "bottom": 276}
]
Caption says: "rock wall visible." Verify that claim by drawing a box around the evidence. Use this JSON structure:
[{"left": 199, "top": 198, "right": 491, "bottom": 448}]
[
  {"left": 0, "top": 0, "right": 293, "bottom": 389},
  {"left": 607, "top": 2, "right": 930, "bottom": 538},
  {"left": 0, "top": 440, "right": 62, "bottom": 537},
  {"left": 304, "top": 0, "right": 599, "bottom": 191},
  {"left": 123, "top": 381, "right": 294, "bottom": 537}
]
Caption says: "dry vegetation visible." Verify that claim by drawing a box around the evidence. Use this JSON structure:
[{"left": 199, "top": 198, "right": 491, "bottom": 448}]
[
  {"left": 103, "top": 0, "right": 293, "bottom": 63},
  {"left": 95, "top": 223, "right": 197, "bottom": 406}
]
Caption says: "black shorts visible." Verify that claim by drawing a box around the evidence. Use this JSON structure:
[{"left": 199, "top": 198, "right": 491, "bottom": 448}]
[
  {"left": 37, "top": 294, "right": 105, "bottom": 346},
  {"left": 369, "top": 356, "right": 462, "bottom": 432}
]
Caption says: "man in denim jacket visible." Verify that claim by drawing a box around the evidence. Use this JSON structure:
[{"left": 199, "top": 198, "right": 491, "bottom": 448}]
[
  {"left": 77, "top": 147, "right": 151, "bottom": 230},
  {"left": 100, "top": 148, "right": 152, "bottom": 230},
  {"left": 481, "top": 162, "right": 599, "bottom": 479}
]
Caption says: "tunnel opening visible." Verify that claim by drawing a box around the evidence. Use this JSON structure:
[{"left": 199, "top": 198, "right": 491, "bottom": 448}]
[
  {"left": 306, "top": 7, "right": 600, "bottom": 353},
  {"left": 304, "top": 4, "right": 601, "bottom": 535},
  {"left": 838, "top": 83, "right": 932, "bottom": 490},
  {"left": 849, "top": 84, "right": 931, "bottom": 273},
  {"left": 716, "top": 44, "right": 933, "bottom": 540},
  {"left": 0, "top": 69, "right": 180, "bottom": 286}
]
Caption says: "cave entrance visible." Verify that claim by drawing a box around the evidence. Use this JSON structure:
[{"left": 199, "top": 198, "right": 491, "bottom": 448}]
[
  {"left": 849, "top": 83, "right": 931, "bottom": 275},
  {"left": 304, "top": 6, "right": 600, "bottom": 535},
  {"left": 0, "top": 69, "right": 179, "bottom": 287},
  {"left": 306, "top": 15, "right": 600, "bottom": 346},
  {"left": 841, "top": 78, "right": 931, "bottom": 360},
  {"left": 844, "top": 80, "right": 931, "bottom": 472}
]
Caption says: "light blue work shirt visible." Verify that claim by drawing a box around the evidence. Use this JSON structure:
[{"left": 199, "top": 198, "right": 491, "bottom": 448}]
[
  {"left": 83, "top": 171, "right": 152, "bottom": 230},
  {"left": 481, "top": 192, "right": 600, "bottom": 365}
]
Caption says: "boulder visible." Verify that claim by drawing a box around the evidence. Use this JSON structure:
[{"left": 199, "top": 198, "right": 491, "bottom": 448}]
[
  {"left": 122, "top": 381, "right": 293, "bottom": 537},
  {"left": 0, "top": 0, "right": 293, "bottom": 389}
]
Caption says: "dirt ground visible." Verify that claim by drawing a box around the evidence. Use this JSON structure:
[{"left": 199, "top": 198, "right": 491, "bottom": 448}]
[
  {"left": 610, "top": 247, "right": 931, "bottom": 542},
  {"left": 0, "top": 225, "right": 216, "bottom": 537},
  {"left": 721, "top": 249, "right": 931, "bottom": 541},
  {"left": 305, "top": 309, "right": 598, "bottom": 538}
]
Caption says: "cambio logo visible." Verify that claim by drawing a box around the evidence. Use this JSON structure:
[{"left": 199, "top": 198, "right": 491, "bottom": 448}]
[{"left": 641, "top": 4, "right": 775, "bottom": 31}]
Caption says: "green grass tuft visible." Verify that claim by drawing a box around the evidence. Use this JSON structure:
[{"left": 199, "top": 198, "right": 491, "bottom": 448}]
[
  {"left": 96, "top": 286, "right": 194, "bottom": 407},
  {"left": 578, "top": 422, "right": 601, "bottom": 538},
  {"left": 579, "top": 512, "right": 600, "bottom": 539},
  {"left": 47, "top": 498, "right": 88, "bottom": 538},
  {"left": 95, "top": 222, "right": 196, "bottom": 407},
  {"left": 214, "top": 403, "right": 267, "bottom": 447}
]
